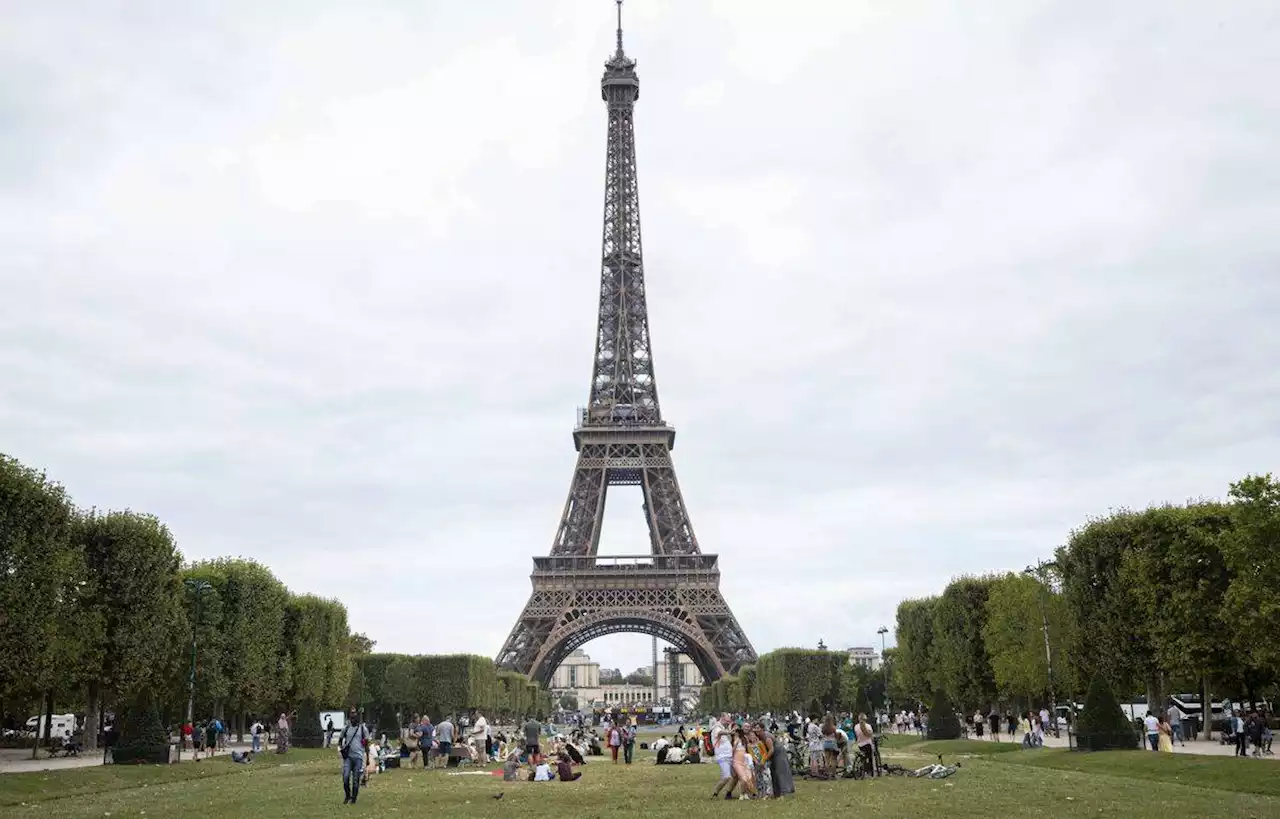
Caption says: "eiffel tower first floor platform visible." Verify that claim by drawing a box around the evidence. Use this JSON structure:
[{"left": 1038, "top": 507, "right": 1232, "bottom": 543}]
[{"left": 496, "top": 554, "right": 757, "bottom": 685}]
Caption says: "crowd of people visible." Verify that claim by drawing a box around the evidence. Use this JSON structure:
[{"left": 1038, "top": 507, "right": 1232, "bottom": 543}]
[{"left": 321, "top": 698, "right": 1275, "bottom": 803}]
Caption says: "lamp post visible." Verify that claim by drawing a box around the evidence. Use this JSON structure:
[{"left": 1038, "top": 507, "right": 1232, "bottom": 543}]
[
  {"left": 877, "top": 626, "right": 889, "bottom": 713},
  {"left": 1023, "top": 562, "right": 1058, "bottom": 739},
  {"left": 184, "top": 579, "right": 212, "bottom": 727}
]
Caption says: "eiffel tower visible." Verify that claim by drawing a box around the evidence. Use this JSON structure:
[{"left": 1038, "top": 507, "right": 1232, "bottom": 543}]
[{"left": 496, "top": 1, "right": 756, "bottom": 686}]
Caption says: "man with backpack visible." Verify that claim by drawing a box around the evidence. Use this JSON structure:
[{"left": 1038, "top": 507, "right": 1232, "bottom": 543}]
[{"left": 338, "top": 708, "right": 370, "bottom": 804}]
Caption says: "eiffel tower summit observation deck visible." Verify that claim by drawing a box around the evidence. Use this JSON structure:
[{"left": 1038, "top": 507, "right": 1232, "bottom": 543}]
[{"left": 495, "top": 2, "right": 757, "bottom": 686}]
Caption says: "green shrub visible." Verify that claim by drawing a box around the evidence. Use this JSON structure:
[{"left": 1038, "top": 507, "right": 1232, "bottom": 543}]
[
  {"left": 291, "top": 700, "right": 324, "bottom": 748},
  {"left": 1075, "top": 674, "right": 1137, "bottom": 751},
  {"left": 113, "top": 695, "right": 171, "bottom": 765},
  {"left": 926, "top": 689, "right": 962, "bottom": 740}
]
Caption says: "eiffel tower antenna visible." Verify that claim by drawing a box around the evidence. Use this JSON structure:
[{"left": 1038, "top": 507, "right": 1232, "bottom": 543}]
[
  {"left": 496, "top": 0, "right": 756, "bottom": 687},
  {"left": 615, "top": 0, "right": 625, "bottom": 57}
]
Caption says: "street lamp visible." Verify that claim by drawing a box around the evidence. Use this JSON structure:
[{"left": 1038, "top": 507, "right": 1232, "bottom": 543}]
[
  {"left": 1023, "top": 562, "right": 1059, "bottom": 738},
  {"left": 877, "top": 626, "right": 889, "bottom": 712},
  {"left": 184, "top": 579, "right": 213, "bottom": 727}
]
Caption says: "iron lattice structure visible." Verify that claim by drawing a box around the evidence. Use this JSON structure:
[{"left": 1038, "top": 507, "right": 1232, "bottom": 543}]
[{"left": 496, "top": 4, "right": 756, "bottom": 686}]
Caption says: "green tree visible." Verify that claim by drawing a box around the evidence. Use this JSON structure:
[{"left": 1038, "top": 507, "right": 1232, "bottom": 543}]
[
  {"left": 205, "top": 559, "right": 290, "bottom": 726},
  {"left": 383, "top": 656, "right": 417, "bottom": 717},
  {"left": 1121, "top": 503, "right": 1238, "bottom": 739},
  {"left": 558, "top": 694, "right": 579, "bottom": 711},
  {"left": 982, "top": 572, "right": 1071, "bottom": 706},
  {"left": 894, "top": 598, "right": 938, "bottom": 701},
  {"left": 181, "top": 565, "right": 229, "bottom": 718},
  {"left": 754, "top": 649, "right": 845, "bottom": 714},
  {"left": 78, "top": 511, "right": 186, "bottom": 750},
  {"left": 883, "top": 646, "right": 907, "bottom": 707},
  {"left": 1057, "top": 511, "right": 1159, "bottom": 700},
  {"left": 1222, "top": 475, "right": 1280, "bottom": 674},
  {"left": 281, "top": 595, "right": 351, "bottom": 707},
  {"left": 931, "top": 577, "right": 997, "bottom": 710},
  {"left": 0, "top": 455, "right": 84, "bottom": 756}
]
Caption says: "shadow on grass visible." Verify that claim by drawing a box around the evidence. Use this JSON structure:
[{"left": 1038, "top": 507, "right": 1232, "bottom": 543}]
[
  {"left": 991, "top": 749, "right": 1280, "bottom": 798},
  {"left": 883, "top": 738, "right": 1026, "bottom": 757},
  {"left": 0, "top": 748, "right": 332, "bottom": 806}
]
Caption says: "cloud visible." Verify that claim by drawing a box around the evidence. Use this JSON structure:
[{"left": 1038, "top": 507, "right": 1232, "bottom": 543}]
[{"left": 2, "top": 0, "right": 1278, "bottom": 675}]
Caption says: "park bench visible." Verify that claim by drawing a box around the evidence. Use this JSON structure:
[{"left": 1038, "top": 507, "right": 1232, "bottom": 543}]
[{"left": 48, "top": 737, "right": 81, "bottom": 757}]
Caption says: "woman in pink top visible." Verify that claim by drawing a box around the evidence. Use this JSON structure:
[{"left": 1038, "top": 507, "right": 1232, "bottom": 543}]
[{"left": 854, "top": 713, "right": 877, "bottom": 776}]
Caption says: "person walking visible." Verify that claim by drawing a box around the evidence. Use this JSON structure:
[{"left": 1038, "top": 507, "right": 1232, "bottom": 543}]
[
  {"left": 607, "top": 722, "right": 622, "bottom": 764},
  {"left": 1143, "top": 711, "right": 1160, "bottom": 751},
  {"left": 988, "top": 708, "right": 1000, "bottom": 742},
  {"left": 1165, "top": 701, "right": 1184, "bottom": 746},
  {"left": 623, "top": 721, "right": 636, "bottom": 764},
  {"left": 250, "top": 719, "right": 262, "bottom": 753},
  {"left": 325, "top": 716, "right": 336, "bottom": 749},
  {"left": 205, "top": 720, "right": 219, "bottom": 757},
  {"left": 338, "top": 708, "right": 370, "bottom": 804}
]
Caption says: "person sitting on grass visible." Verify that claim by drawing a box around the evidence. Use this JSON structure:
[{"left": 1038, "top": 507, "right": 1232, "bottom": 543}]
[
  {"left": 556, "top": 752, "right": 582, "bottom": 782},
  {"left": 503, "top": 751, "right": 522, "bottom": 781},
  {"left": 231, "top": 750, "right": 253, "bottom": 764}
]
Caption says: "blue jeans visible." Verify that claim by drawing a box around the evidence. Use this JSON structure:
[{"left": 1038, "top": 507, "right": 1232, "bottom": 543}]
[
  {"left": 1170, "top": 724, "right": 1183, "bottom": 744},
  {"left": 252, "top": 734, "right": 260, "bottom": 753},
  {"left": 1147, "top": 733, "right": 1158, "bottom": 750},
  {"left": 343, "top": 756, "right": 363, "bottom": 800}
]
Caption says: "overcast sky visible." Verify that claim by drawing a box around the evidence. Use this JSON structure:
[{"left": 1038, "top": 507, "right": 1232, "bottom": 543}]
[{"left": 3, "top": 0, "right": 1278, "bottom": 676}]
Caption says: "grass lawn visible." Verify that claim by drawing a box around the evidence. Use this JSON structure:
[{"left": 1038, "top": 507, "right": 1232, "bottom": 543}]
[{"left": 1, "top": 735, "right": 1276, "bottom": 819}]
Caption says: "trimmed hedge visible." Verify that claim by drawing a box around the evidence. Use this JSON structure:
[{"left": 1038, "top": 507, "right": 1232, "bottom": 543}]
[
  {"left": 755, "top": 649, "right": 845, "bottom": 714},
  {"left": 353, "top": 653, "right": 545, "bottom": 723},
  {"left": 1075, "top": 674, "right": 1137, "bottom": 751},
  {"left": 113, "top": 695, "right": 170, "bottom": 765},
  {"left": 292, "top": 700, "right": 324, "bottom": 748},
  {"left": 926, "top": 689, "right": 961, "bottom": 739}
]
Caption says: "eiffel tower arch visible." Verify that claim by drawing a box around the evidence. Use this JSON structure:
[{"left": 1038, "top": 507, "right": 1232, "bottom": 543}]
[{"left": 496, "top": 2, "right": 756, "bottom": 685}]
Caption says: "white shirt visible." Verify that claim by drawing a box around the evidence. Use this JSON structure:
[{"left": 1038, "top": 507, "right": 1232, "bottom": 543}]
[
  {"left": 472, "top": 716, "right": 488, "bottom": 737},
  {"left": 1144, "top": 715, "right": 1159, "bottom": 734},
  {"left": 534, "top": 762, "right": 551, "bottom": 781},
  {"left": 652, "top": 738, "right": 669, "bottom": 752},
  {"left": 711, "top": 723, "right": 732, "bottom": 758}
]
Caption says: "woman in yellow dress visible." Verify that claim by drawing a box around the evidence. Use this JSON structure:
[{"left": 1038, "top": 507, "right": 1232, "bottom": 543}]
[{"left": 1157, "top": 716, "right": 1174, "bottom": 753}]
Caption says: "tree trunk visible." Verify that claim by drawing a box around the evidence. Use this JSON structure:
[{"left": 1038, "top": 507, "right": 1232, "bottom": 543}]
[
  {"left": 39, "top": 690, "right": 54, "bottom": 754},
  {"left": 1201, "top": 673, "right": 1213, "bottom": 741},
  {"left": 83, "top": 682, "right": 101, "bottom": 751},
  {"left": 1145, "top": 676, "right": 1162, "bottom": 716}
]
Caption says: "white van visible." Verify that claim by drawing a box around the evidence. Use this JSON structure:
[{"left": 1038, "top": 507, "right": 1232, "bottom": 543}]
[
  {"left": 319, "top": 711, "right": 347, "bottom": 733},
  {"left": 26, "top": 714, "right": 77, "bottom": 737}
]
